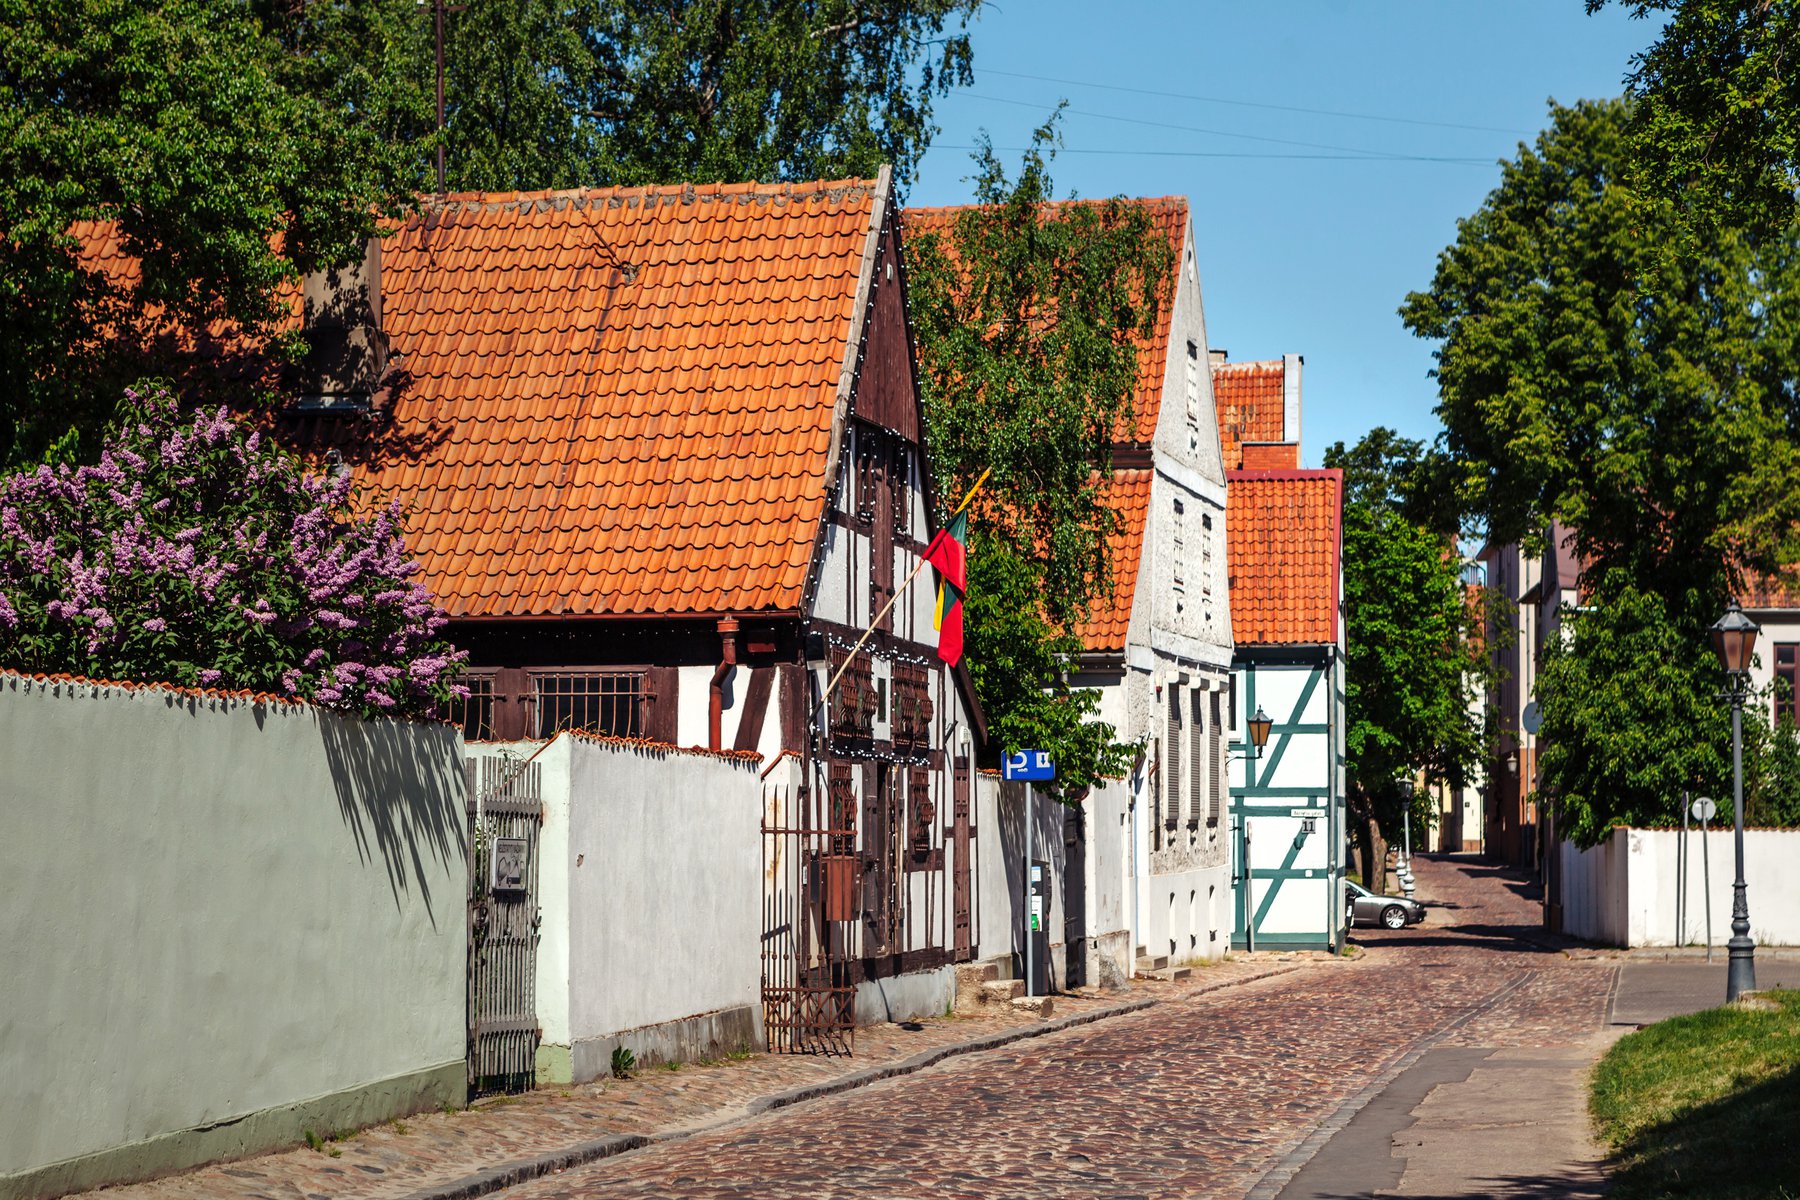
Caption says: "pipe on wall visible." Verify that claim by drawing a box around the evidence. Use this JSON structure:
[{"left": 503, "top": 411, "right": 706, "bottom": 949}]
[{"left": 709, "top": 616, "right": 740, "bottom": 751}]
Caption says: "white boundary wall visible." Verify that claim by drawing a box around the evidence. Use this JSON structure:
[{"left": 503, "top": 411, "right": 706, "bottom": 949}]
[
  {"left": 469, "top": 735, "right": 763, "bottom": 1081},
  {"left": 0, "top": 673, "right": 466, "bottom": 1198},
  {"left": 1558, "top": 826, "right": 1800, "bottom": 947}
]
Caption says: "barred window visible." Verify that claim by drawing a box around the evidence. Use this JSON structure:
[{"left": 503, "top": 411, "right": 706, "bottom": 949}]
[
  {"left": 443, "top": 670, "right": 497, "bottom": 741},
  {"left": 531, "top": 671, "right": 645, "bottom": 739}
]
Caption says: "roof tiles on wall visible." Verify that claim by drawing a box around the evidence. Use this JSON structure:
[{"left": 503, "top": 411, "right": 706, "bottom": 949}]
[
  {"left": 1227, "top": 469, "right": 1343, "bottom": 646},
  {"left": 1212, "top": 359, "right": 1289, "bottom": 470}
]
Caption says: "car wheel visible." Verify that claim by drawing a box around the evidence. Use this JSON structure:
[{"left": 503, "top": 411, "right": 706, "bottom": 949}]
[{"left": 1380, "top": 905, "right": 1407, "bottom": 930}]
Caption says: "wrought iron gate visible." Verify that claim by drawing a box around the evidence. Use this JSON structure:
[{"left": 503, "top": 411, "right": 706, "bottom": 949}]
[
  {"left": 761, "top": 783, "right": 856, "bottom": 1054},
  {"left": 466, "top": 756, "right": 543, "bottom": 1095}
]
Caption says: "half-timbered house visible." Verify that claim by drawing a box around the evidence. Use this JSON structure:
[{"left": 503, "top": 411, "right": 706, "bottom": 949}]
[{"left": 207, "top": 171, "right": 989, "bottom": 1042}]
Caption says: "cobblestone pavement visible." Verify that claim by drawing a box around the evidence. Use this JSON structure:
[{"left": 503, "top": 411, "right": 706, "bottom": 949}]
[
  {"left": 76, "top": 960, "right": 1301, "bottom": 1200},
  {"left": 493, "top": 857, "right": 1617, "bottom": 1200}
]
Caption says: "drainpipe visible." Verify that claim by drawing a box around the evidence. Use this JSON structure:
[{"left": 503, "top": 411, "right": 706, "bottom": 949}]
[{"left": 709, "top": 617, "right": 740, "bottom": 751}]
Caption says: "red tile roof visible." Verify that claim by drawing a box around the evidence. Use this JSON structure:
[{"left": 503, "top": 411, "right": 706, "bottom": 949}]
[
  {"left": 1074, "top": 469, "right": 1153, "bottom": 654},
  {"left": 1227, "top": 469, "right": 1342, "bottom": 646},
  {"left": 1742, "top": 570, "right": 1800, "bottom": 611},
  {"left": 82, "top": 180, "right": 886, "bottom": 620},
  {"left": 900, "top": 198, "right": 1189, "bottom": 446},
  {"left": 1213, "top": 359, "right": 1289, "bottom": 470}
]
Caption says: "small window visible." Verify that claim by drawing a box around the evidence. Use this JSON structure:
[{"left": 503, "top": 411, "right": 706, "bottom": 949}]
[{"left": 1187, "top": 340, "right": 1199, "bottom": 360}]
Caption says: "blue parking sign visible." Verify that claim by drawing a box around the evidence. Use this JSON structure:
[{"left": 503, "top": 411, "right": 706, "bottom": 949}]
[{"left": 1003, "top": 749, "right": 1055, "bottom": 781}]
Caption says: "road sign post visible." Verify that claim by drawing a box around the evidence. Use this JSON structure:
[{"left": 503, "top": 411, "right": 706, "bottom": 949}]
[{"left": 1003, "top": 751, "right": 1055, "bottom": 996}]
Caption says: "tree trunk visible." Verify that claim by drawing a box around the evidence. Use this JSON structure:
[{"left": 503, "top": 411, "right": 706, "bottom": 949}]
[{"left": 1364, "top": 815, "right": 1388, "bottom": 893}]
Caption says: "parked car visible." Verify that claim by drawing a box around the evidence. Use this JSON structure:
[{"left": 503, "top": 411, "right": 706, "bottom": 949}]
[{"left": 1344, "top": 879, "right": 1426, "bottom": 930}]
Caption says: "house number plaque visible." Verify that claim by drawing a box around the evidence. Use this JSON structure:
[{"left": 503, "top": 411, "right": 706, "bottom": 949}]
[{"left": 490, "top": 837, "right": 529, "bottom": 894}]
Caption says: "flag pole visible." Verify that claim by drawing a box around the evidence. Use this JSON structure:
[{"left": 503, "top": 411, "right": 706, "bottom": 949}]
[{"left": 815, "top": 468, "right": 991, "bottom": 712}]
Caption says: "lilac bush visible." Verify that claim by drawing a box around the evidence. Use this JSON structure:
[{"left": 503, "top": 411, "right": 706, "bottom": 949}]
[{"left": 0, "top": 388, "right": 466, "bottom": 716}]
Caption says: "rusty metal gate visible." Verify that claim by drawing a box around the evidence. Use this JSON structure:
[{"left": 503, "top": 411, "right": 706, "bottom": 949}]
[
  {"left": 761, "top": 783, "right": 856, "bottom": 1054},
  {"left": 466, "top": 756, "right": 543, "bottom": 1094}
]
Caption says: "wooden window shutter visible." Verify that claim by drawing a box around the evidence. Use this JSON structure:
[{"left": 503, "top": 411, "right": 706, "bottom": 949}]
[
  {"left": 1165, "top": 690, "right": 1181, "bottom": 828},
  {"left": 1210, "top": 691, "right": 1225, "bottom": 825},
  {"left": 1188, "top": 689, "right": 1205, "bottom": 828},
  {"left": 643, "top": 666, "right": 680, "bottom": 744}
]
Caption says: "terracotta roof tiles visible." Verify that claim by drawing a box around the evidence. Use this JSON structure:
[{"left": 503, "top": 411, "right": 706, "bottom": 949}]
[
  {"left": 1213, "top": 359, "right": 1289, "bottom": 470},
  {"left": 1075, "top": 469, "right": 1153, "bottom": 654},
  {"left": 1227, "top": 469, "right": 1342, "bottom": 646},
  {"left": 901, "top": 198, "right": 1189, "bottom": 446},
  {"left": 79, "top": 180, "right": 886, "bottom": 620}
]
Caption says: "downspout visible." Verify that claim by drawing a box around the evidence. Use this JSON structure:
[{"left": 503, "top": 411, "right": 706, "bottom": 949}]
[{"left": 709, "top": 616, "right": 740, "bottom": 752}]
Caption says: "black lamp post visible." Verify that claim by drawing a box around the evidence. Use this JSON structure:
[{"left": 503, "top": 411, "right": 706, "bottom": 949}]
[{"left": 1709, "top": 599, "right": 1760, "bottom": 1002}]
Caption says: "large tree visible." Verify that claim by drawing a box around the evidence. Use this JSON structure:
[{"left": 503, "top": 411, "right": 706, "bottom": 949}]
[
  {"left": 1592, "top": 0, "right": 1800, "bottom": 240},
  {"left": 280, "top": 0, "right": 979, "bottom": 194},
  {"left": 0, "top": 0, "right": 410, "bottom": 466},
  {"left": 906, "top": 123, "right": 1176, "bottom": 797},
  {"left": 1324, "top": 429, "right": 1487, "bottom": 884},
  {"left": 1401, "top": 97, "right": 1800, "bottom": 844}
]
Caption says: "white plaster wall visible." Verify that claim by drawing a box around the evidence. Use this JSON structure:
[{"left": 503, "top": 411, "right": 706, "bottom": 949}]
[
  {"left": 0, "top": 675, "right": 465, "bottom": 1181},
  {"left": 1085, "top": 778, "right": 1130, "bottom": 974},
  {"left": 1138, "top": 863, "right": 1231, "bottom": 963},
  {"left": 1560, "top": 827, "right": 1800, "bottom": 947}
]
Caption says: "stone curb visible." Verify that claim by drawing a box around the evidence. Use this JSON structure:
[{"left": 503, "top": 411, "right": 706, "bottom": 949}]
[{"left": 395, "top": 965, "right": 1308, "bottom": 1200}]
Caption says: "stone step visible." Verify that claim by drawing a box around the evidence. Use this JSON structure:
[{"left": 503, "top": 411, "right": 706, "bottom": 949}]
[
  {"left": 1134, "top": 965, "right": 1193, "bottom": 982},
  {"left": 1135, "top": 954, "right": 1170, "bottom": 971},
  {"left": 1009, "top": 994, "right": 1054, "bottom": 1018},
  {"left": 980, "top": 979, "right": 1025, "bottom": 1003}
]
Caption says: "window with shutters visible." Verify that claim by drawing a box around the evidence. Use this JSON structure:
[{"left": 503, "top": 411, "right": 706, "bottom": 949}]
[
  {"left": 1209, "top": 691, "right": 1225, "bottom": 826},
  {"left": 828, "top": 763, "right": 857, "bottom": 856},
  {"left": 909, "top": 767, "right": 934, "bottom": 859},
  {"left": 1188, "top": 689, "right": 1205, "bottom": 828},
  {"left": 1165, "top": 689, "right": 1182, "bottom": 828},
  {"left": 891, "top": 661, "right": 934, "bottom": 751},
  {"left": 1201, "top": 512, "right": 1214, "bottom": 598},
  {"left": 829, "top": 646, "right": 876, "bottom": 741}
]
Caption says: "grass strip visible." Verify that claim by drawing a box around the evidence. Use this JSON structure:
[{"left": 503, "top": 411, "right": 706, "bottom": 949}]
[{"left": 1591, "top": 987, "right": 1800, "bottom": 1198}]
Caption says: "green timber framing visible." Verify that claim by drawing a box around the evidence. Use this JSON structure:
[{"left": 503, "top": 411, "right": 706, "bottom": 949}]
[{"left": 1229, "top": 644, "right": 1346, "bottom": 951}]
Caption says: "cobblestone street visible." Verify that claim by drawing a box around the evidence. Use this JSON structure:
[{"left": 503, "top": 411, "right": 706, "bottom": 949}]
[{"left": 495, "top": 857, "right": 1616, "bottom": 1200}]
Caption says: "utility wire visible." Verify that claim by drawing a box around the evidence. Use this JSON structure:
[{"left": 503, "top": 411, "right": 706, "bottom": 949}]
[
  {"left": 980, "top": 67, "right": 1534, "bottom": 136},
  {"left": 961, "top": 92, "right": 1495, "bottom": 163},
  {"left": 935, "top": 144, "right": 1492, "bottom": 164}
]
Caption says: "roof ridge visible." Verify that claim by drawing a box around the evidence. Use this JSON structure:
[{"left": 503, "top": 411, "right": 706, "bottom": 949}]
[
  {"left": 902, "top": 195, "right": 1188, "bottom": 217},
  {"left": 416, "top": 177, "right": 881, "bottom": 217}
]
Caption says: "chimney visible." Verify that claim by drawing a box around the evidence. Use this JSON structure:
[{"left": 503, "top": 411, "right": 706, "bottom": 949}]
[
  {"left": 1208, "top": 348, "right": 1229, "bottom": 369},
  {"left": 1281, "top": 352, "right": 1302, "bottom": 449},
  {"left": 295, "top": 238, "right": 387, "bottom": 411}
]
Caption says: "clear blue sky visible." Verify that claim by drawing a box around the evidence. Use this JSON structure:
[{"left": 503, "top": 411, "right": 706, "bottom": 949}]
[{"left": 905, "top": 2, "right": 1664, "bottom": 466}]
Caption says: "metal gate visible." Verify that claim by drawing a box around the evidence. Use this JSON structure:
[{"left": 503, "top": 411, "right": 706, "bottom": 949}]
[
  {"left": 466, "top": 756, "right": 543, "bottom": 1095},
  {"left": 761, "top": 783, "right": 856, "bottom": 1055}
]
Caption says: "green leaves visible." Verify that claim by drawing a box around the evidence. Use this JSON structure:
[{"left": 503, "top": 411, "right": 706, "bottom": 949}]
[{"left": 908, "top": 126, "right": 1174, "bottom": 797}]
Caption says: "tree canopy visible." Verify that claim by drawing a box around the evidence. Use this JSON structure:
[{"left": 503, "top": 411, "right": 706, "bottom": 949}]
[
  {"left": 907, "top": 123, "right": 1176, "bottom": 797},
  {"left": 1324, "top": 429, "right": 1486, "bottom": 880},
  {"left": 1592, "top": 0, "right": 1800, "bottom": 240},
  {"left": 282, "top": 0, "right": 978, "bottom": 194},
  {"left": 0, "top": 0, "right": 409, "bottom": 465}
]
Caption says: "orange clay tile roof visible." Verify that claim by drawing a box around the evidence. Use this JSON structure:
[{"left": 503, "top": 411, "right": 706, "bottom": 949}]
[
  {"left": 1742, "top": 569, "right": 1800, "bottom": 611},
  {"left": 81, "top": 180, "right": 885, "bottom": 619},
  {"left": 1227, "top": 469, "right": 1343, "bottom": 646},
  {"left": 900, "top": 198, "right": 1189, "bottom": 446},
  {"left": 1213, "top": 359, "right": 1289, "bottom": 470},
  {"left": 1075, "top": 468, "right": 1153, "bottom": 654}
]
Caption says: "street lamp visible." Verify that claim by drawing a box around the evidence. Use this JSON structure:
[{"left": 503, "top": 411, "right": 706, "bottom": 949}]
[
  {"left": 1709, "top": 599, "right": 1760, "bottom": 1002},
  {"left": 1397, "top": 778, "right": 1416, "bottom": 897},
  {"left": 1246, "top": 705, "right": 1273, "bottom": 759}
]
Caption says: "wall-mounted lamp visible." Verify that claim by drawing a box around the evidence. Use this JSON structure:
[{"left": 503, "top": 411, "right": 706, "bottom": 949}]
[{"left": 1247, "top": 705, "right": 1273, "bottom": 758}]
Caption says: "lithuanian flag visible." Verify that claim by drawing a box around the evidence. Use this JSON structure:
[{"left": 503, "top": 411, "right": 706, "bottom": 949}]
[{"left": 923, "top": 510, "right": 968, "bottom": 666}]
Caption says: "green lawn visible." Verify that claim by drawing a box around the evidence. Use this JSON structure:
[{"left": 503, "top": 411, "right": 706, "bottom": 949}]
[{"left": 1591, "top": 988, "right": 1800, "bottom": 1198}]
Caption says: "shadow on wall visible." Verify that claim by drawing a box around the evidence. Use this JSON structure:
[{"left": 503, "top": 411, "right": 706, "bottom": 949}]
[{"left": 319, "top": 711, "right": 465, "bottom": 924}]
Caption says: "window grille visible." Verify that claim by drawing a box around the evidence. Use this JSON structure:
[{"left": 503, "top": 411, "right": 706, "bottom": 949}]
[
  {"left": 909, "top": 768, "right": 934, "bottom": 858},
  {"left": 1778, "top": 644, "right": 1800, "bottom": 728},
  {"left": 829, "top": 647, "right": 876, "bottom": 740},
  {"left": 530, "top": 671, "right": 645, "bottom": 739},
  {"left": 444, "top": 670, "right": 498, "bottom": 741},
  {"left": 1165, "top": 690, "right": 1182, "bottom": 828}
]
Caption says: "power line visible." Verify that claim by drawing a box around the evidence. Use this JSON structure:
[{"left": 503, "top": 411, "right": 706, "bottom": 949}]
[
  {"left": 980, "top": 67, "right": 1533, "bottom": 136},
  {"left": 960, "top": 92, "right": 1495, "bottom": 164},
  {"left": 935, "top": 143, "right": 1491, "bottom": 165}
]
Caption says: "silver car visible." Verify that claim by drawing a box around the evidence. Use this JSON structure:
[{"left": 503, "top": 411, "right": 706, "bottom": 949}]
[{"left": 1344, "top": 879, "right": 1426, "bottom": 930}]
